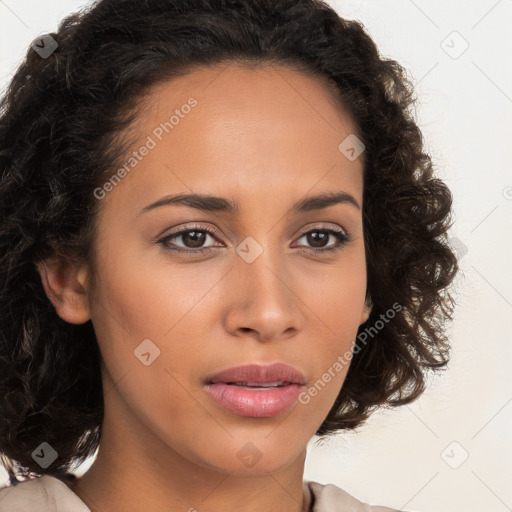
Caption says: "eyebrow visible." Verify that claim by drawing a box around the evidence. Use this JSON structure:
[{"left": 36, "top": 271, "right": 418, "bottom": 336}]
[{"left": 137, "top": 190, "right": 360, "bottom": 217}]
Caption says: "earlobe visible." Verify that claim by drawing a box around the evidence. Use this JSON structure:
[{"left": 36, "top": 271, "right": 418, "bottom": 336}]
[{"left": 35, "top": 258, "right": 91, "bottom": 325}]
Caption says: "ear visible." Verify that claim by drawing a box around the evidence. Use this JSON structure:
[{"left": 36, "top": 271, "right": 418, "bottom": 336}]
[
  {"left": 359, "top": 295, "right": 373, "bottom": 325},
  {"left": 35, "top": 257, "right": 91, "bottom": 324}
]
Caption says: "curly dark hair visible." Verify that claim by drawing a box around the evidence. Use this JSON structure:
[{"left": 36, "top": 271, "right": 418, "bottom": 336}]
[{"left": 0, "top": 0, "right": 458, "bottom": 483}]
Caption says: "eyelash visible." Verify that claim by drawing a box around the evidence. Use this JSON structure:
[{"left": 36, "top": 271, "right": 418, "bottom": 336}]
[{"left": 156, "top": 224, "right": 350, "bottom": 255}]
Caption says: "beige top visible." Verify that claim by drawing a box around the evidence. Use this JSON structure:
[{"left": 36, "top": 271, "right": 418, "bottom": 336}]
[{"left": 0, "top": 475, "right": 405, "bottom": 511}]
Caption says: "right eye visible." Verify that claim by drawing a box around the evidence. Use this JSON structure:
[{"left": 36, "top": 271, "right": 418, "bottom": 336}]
[{"left": 157, "top": 225, "right": 222, "bottom": 254}]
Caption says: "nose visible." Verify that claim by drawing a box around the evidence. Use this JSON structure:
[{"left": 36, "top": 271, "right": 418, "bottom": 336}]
[{"left": 222, "top": 243, "right": 304, "bottom": 343}]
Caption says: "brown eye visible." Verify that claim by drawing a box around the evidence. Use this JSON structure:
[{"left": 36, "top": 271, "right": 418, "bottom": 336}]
[
  {"left": 174, "top": 230, "right": 209, "bottom": 249},
  {"left": 157, "top": 226, "right": 220, "bottom": 254},
  {"left": 295, "top": 227, "right": 350, "bottom": 253}
]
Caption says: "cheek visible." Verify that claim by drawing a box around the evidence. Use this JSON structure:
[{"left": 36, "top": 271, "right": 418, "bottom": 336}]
[
  {"left": 89, "top": 252, "right": 206, "bottom": 431},
  {"left": 297, "top": 243, "right": 367, "bottom": 328},
  {"left": 88, "top": 246, "right": 220, "bottom": 412},
  {"left": 91, "top": 245, "right": 206, "bottom": 340},
  {"left": 295, "top": 246, "right": 367, "bottom": 404}
]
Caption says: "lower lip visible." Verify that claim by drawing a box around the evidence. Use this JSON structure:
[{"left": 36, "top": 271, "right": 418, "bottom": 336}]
[{"left": 204, "top": 383, "right": 304, "bottom": 418}]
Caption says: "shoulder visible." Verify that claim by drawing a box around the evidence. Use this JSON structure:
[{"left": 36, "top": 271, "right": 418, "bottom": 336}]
[
  {"left": 0, "top": 475, "right": 90, "bottom": 512},
  {"left": 305, "top": 480, "right": 408, "bottom": 512}
]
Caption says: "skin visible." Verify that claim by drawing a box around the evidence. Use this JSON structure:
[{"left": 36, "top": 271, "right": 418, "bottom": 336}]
[{"left": 37, "top": 63, "right": 371, "bottom": 512}]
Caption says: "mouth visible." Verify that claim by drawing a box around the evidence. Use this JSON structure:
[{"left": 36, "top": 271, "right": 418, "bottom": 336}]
[{"left": 203, "top": 363, "right": 306, "bottom": 418}]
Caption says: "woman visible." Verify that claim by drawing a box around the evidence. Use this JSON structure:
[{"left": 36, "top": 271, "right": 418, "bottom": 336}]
[{"left": 0, "top": 0, "right": 458, "bottom": 510}]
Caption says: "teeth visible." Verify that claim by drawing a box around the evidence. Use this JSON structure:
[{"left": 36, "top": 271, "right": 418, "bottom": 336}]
[{"left": 230, "top": 381, "right": 289, "bottom": 387}]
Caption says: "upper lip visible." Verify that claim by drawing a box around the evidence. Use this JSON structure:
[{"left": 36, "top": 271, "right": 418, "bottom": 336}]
[{"left": 205, "top": 362, "right": 306, "bottom": 385}]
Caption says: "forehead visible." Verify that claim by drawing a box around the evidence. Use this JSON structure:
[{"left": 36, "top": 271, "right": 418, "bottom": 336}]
[
  {"left": 101, "top": 63, "right": 364, "bottom": 217},
  {"left": 139, "top": 62, "right": 356, "bottom": 142}
]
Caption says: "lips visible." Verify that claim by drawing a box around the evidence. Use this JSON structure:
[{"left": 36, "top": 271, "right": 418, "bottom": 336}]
[
  {"left": 204, "top": 363, "right": 306, "bottom": 418},
  {"left": 205, "top": 362, "right": 306, "bottom": 386}
]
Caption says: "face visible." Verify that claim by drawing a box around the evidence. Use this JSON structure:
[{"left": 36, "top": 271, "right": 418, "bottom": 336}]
[{"left": 74, "top": 63, "right": 370, "bottom": 475}]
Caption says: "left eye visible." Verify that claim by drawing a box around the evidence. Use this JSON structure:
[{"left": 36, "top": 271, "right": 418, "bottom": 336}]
[
  {"left": 294, "top": 228, "right": 349, "bottom": 252},
  {"left": 157, "top": 226, "right": 350, "bottom": 254}
]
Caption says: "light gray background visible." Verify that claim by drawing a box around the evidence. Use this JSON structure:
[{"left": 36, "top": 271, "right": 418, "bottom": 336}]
[{"left": 1, "top": 1, "right": 511, "bottom": 511}]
